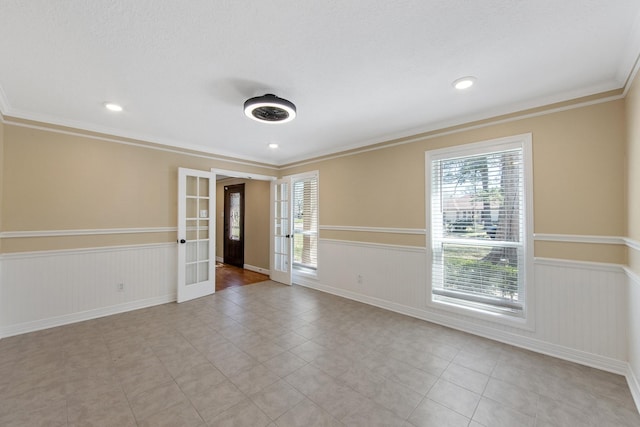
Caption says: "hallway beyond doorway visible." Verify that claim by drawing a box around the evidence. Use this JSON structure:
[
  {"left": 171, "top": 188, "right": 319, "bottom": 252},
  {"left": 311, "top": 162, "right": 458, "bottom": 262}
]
[{"left": 215, "top": 262, "right": 269, "bottom": 291}]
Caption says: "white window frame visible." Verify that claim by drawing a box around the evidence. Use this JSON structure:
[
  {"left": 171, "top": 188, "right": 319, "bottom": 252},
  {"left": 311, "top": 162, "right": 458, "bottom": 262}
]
[
  {"left": 425, "top": 133, "right": 535, "bottom": 330},
  {"left": 289, "top": 170, "right": 319, "bottom": 279}
]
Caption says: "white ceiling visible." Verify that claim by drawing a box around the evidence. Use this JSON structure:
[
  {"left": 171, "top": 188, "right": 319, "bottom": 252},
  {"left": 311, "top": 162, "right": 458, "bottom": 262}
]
[{"left": 1, "top": 1, "right": 640, "bottom": 166}]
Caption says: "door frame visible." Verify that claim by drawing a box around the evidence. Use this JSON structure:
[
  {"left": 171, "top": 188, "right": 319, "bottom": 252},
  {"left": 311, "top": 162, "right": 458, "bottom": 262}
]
[{"left": 211, "top": 168, "right": 276, "bottom": 270}]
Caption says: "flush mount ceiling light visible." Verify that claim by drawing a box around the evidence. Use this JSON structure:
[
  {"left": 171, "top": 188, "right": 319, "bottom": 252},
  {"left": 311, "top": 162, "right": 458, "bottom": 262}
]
[
  {"left": 244, "top": 94, "right": 296, "bottom": 124},
  {"left": 104, "top": 102, "right": 123, "bottom": 112},
  {"left": 452, "top": 76, "right": 477, "bottom": 90},
  {"left": 268, "top": 143, "right": 279, "bottom": 149}
]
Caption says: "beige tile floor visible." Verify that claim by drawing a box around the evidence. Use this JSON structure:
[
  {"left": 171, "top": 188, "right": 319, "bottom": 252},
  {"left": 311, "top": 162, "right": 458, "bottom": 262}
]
[{"left": 0, "top": 281, "right": 638, "bottom": 426}]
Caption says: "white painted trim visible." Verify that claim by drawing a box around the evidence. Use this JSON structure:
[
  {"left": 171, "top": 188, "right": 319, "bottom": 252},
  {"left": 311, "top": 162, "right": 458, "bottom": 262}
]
[
  {"left": 212, "top": 168, "right": 276, "bottom": 182},
  {"left": 0, "top": 227, "right": 177, "bottom": 239},
  {"left": 533, "top": 233, "right": 625, "bottom": 245},
  {"left": 214, "top": 259, "right": 271, "bottom": 276},
  {"left": 294, "top": 279, "right": 628, "bottom": 375},
  {"left": 535, "top": 257, "right": 626, "bottom": 274},
  {"left": 0, "top": 293, "right": 176, "bottom": 339},
  {"left": 244, "top": 264, "right": 270, "bottom": 275},
  {"left": 625, "top": 237, "right": 640, "bottom": 252},
  {"left": 0, "top": 242, "right": 174, "bottom": 260},
  {"left": 627, "top": 364, "right": 640, "bottom": 416},
  {"left": 320, "top": 238, "right": 426, "bottom": 253},
  {"left": 320, "top": 225, "right": 426, "bottom": 235},
  {"left": 625, "top": 266, "right": 640, "bottom": 286}
]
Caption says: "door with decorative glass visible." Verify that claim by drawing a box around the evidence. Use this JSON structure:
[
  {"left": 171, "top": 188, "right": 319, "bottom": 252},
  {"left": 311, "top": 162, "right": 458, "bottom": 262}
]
[
  {"left": 270, "top": 178, "right": 292, "bottom": 285},
  {"left": 223, "top": 184, "right": 245, "bottom": 268},
  {"left": 177, "top": 168, "right": 215, "bottom": 303}
]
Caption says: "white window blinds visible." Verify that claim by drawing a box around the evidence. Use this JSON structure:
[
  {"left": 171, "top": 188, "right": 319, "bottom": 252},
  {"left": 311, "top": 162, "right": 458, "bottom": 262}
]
[
  {"left": 293, "top": 174, "right": 318, "bottom": 270},
  {"left": 429, "top": 142, "right": 527, "bottom": 316}
]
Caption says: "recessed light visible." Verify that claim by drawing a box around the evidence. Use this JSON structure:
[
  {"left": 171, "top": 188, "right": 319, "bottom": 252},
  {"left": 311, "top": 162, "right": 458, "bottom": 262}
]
[
  {"left": 452, "top": 76, "right": 477, "bottom": 90},
  {"left": 104, "top": 102, "right": 123, "bottom": 112},
  {"left": 268, "top": 143, "right": 279, "bottom": 149}
]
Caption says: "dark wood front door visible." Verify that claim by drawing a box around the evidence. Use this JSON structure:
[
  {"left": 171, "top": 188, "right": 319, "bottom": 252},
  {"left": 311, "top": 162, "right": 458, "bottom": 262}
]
[{"left": 223, "top": 184, "right": 245, "bottom": 268}]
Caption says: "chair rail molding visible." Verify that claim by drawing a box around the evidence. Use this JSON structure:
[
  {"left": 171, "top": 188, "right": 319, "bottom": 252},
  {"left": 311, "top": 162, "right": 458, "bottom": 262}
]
[{"left": 0, "top": 227, "right": 177, "bottom": 239}]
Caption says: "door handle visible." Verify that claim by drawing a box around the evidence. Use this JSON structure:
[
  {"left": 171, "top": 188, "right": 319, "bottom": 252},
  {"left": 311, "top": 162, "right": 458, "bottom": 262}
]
[
  {"left": 178, "top": 239, "right": 186, "bottom": 244},
  {"left": 285, "top": 234, "right": 291, "bottom": 238}
]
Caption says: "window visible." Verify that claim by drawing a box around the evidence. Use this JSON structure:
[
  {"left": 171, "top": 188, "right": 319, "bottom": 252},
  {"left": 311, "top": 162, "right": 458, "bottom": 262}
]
[
  {"left": 292, "top": 172, "right": 319, "bottom": 272},
  {"left": 229, "top": 192, "right": 241, "bottom": 241},
  {"left": 426, "top": 134, "right": 533, "bottom": 326}
]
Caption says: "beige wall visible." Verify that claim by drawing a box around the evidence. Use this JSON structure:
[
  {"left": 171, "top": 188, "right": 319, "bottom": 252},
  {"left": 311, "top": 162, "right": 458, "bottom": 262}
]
[
  {"left": 216, "top": 178, "right": 270, "bottom": 270},
  {"left": 0, "top": 122, "right": 276, "bottom": 252},
  {"left": 282, "top": 99, "right": 628, "bottom": 264},
  {"left": 0, "top": 95, "right": 630, "bottom": 265}
]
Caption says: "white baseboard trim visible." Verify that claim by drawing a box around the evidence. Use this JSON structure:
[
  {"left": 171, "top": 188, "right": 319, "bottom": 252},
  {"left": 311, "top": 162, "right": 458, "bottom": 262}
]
[
  {"left": 294, "top": 277, "right": 628, "bottom": 376},
  {"left": 244, "top": 264, "right": 270, "bottom": 275},
  {"left": 215, "top": 257, "right": 270, "bottom": 275},
  {"left": 627, "top": 364, "right": 640, "bottom": 415},
  {"left": 0, "top": 294, "right": 176, "bottom": 339}
]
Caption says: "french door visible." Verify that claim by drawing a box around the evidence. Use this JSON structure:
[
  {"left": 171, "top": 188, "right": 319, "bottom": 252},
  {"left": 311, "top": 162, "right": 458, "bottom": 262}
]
[
  {"left": 177, "top": 168, "right": 215, "bottom": 302},
  {"left": 270, "top": 178, "right": 292, "bottom": 285}
]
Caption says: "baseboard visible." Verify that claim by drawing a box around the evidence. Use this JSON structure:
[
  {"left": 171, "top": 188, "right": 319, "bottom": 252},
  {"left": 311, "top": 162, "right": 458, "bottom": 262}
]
[
  {"left": 627, "top": 364, "right": 640, "bottom": 414},
  {"left": 244, "top": 264, "right": 270, "bottom": 275},
  {"left": 294, "top": 278, "right": 628, "bottom": 376},
  {"left": 0, "top": 294, "right": 176, "bottom": 339}
]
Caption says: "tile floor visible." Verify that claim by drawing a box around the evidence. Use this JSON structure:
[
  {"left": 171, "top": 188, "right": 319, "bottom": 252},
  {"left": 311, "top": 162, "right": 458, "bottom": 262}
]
[{"left": 0, "top": 281, "right": 638, "bottom": 426}]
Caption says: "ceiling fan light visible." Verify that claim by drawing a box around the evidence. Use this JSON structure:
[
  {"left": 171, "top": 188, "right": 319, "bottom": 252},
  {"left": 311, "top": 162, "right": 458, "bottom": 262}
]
[{"left": 244, "top": 94, "right": 296, "bottom": 123}]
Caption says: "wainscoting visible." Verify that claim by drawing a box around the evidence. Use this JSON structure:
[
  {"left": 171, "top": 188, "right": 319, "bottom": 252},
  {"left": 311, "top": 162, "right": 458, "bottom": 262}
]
[
  {"left": 297, "top": 237, "right": 640, "bottom": 412},
  {"left": 0, "top": 243, "right": 177, "bottom": 338},
  {"left": 299, "top": 239, "right": 628, "bottom": 374},
  {"left": 0, "top": 236, "right": 638, "bottom": 412},
  {"left": 628, "top": 267, "right": 640, "bottom": 411}
]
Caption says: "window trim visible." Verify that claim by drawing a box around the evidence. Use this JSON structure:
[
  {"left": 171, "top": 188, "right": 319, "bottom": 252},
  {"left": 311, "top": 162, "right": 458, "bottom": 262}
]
[{"left": 425, "top": 133, "right": 535, "bottom": 331}]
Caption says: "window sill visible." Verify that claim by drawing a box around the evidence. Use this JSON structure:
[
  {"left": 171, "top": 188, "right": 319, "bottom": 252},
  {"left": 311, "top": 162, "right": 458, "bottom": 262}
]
[{"left": 427, "top": 295, "right": 534, "bottom": 331}]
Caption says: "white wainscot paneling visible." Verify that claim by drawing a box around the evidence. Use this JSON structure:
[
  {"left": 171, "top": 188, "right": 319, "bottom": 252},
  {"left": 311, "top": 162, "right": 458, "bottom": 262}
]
[
  {"left": 315, "top": 239, "right": 427, "bottom": 308},
  {"left": 307, "top": 239, "right": 628, "bottom": 374},
  {"left": 533, "top": 259, "right": 627, "bottom": 363},
  {"left": 0, "top": 243, "right": 177, "bottom": 338},
  {"left": 627, "top": 268, "right": 640, "bottom": 411}
]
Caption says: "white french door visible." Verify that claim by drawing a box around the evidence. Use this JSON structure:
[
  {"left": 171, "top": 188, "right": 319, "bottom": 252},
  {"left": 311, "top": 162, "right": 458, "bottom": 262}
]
[
  {"left": 177, "top": 168, "right": 215, "bottom": 302},
  {"left": 270, "top": 178, "right": 292, "bottom": 285}
]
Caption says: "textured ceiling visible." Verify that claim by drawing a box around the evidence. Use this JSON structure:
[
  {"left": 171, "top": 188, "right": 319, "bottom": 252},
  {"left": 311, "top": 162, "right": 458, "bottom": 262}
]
[{"left": 1, "top": 1, "right": 640, "bottom": 166}]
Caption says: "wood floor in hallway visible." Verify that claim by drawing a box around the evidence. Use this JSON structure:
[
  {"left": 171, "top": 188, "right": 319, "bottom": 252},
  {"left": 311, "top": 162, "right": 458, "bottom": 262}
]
[{"left": 215, "top": 262, "right": 270, "bottom": 291}]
